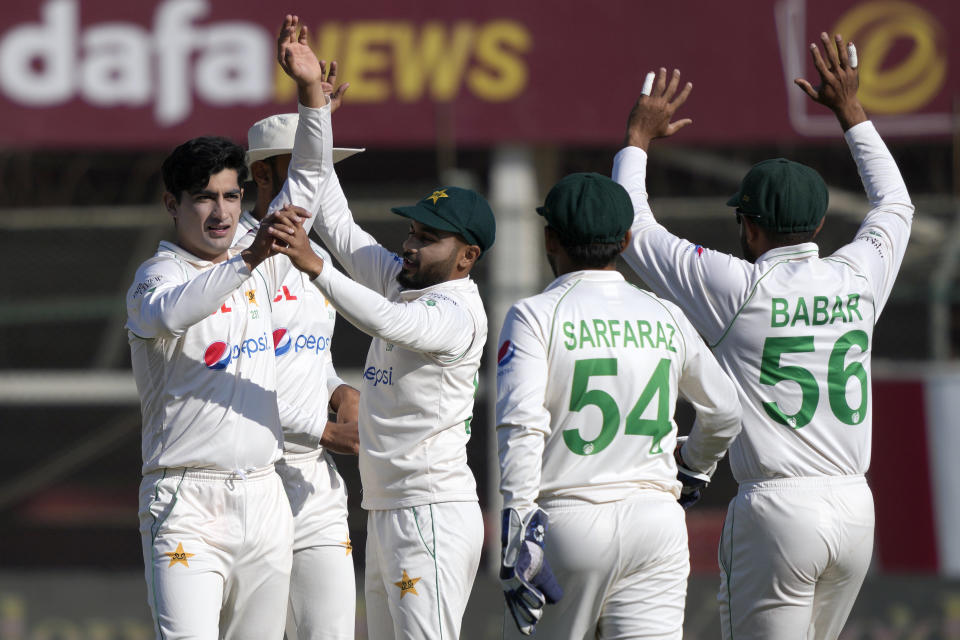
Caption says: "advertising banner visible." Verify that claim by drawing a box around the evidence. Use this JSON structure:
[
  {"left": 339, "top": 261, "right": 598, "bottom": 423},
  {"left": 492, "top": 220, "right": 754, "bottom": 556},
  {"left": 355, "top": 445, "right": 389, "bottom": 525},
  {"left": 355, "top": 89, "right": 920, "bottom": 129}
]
[{"left": 0, "top": 0, "right": 955, "bottom": 148}]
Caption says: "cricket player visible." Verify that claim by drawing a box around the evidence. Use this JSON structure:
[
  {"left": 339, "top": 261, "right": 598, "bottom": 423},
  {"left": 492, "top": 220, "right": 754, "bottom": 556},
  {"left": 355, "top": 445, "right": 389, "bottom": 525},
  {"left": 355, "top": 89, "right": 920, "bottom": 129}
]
[
  {"left": 495, "top": 172, "right": 742, "bottom": 639},
  {"left": 612, "top": 34, "right": 913, "bottom": 639},
  {"left": 261, "top": 114, "right": 495, "bottom": 636},
  {"left": 240, "top": 89, "right": 362, "bottom": 638},
  {"left": 126, "top": 15, "right": 338, "bottom": 638},
  {"left": 243, "top": 119, "right": 360, "bottom": 639}
]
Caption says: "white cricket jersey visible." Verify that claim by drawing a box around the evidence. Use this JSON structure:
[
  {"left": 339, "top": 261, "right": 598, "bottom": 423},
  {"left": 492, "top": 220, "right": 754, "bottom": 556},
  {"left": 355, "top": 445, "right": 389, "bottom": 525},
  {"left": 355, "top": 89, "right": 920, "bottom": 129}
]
[
  {"left": 613, "top": 121, "right": 913, "bottom": 483},
  {"left": 495, "top": 270, "right": 742, "bottom": 512},
  {"left": 126, "top": 101, "right": 332, "bottom": 474},
  {"left": 126, "top": 242, "right": 285, "bottom": 474},
  {"left": 236, "top": 211, "right": 341, "bottom": 454},
  {"left": 304, "top": 106, "right": 483, "bottom": 510}
]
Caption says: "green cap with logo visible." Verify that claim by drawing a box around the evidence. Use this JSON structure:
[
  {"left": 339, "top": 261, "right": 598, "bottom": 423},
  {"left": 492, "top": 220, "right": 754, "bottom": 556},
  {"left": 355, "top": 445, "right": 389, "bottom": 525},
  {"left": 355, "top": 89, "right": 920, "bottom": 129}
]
[
  {"left": 726, "top": 158, "right": 829, "bottom": 233},
  {"left": 391, "top": 186, "right": 496, "bottom": 254},
  {"left": 537, "top": 172, "right": 633, "bottom": 244}
]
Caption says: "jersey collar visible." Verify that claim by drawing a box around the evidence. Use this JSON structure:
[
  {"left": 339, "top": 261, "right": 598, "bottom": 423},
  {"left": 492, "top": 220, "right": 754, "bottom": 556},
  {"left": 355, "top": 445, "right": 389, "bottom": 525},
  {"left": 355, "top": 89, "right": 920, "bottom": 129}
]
[
  {"left": 755, "top": 242, "right": 820, "bottom": 265},
  {"left": 545, "top": 269, "right": 625, "bottom": 291},
  {"left": 398, "top": 275, "right": 478, "bottom": 301},
  {"left": 158, "top": 240, "right": 239, "bottom": 268}
]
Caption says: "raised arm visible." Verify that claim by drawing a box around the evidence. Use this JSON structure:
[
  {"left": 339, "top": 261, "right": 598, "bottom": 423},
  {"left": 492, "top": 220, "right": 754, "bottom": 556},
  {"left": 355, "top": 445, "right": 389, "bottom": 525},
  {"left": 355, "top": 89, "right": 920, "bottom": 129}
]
[
  {"left": 614, "top": 68, "right": 750, "bottom": 342},
  {"left": 797, "top": 32, "right": 913, "bottom": 315},
  {"left": 268, "top": 16, "right": 400, "bottom": 294}
]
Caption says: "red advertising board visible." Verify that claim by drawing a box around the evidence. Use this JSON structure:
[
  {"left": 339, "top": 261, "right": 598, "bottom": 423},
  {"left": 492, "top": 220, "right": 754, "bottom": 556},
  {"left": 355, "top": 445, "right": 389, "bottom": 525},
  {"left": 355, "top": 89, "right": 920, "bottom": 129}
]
[{"left": 0, "top": 0, "right": 956, "bottom": 148}]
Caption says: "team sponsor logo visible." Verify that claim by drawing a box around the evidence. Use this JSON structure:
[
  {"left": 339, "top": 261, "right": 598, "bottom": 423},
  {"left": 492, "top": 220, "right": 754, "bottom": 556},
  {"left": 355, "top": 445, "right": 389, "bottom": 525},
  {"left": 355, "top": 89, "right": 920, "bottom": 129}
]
[
  {"left": 363, "top": 366, "right": 394, "bottom": 387},
  {"left": 203, "top": 341, "right": 231, "bottom": 370},
  {"left": 497, "top": 340, "right": 515, "bottom": 366},
  {"left": 203, "top": 333, "right": 271, "bottom": 369},
  {"left": 272, "top": 328, "right": 292, "bottom": 357},
  {"left": 272, "top": 329, "right": 332, "bottom": 357}
]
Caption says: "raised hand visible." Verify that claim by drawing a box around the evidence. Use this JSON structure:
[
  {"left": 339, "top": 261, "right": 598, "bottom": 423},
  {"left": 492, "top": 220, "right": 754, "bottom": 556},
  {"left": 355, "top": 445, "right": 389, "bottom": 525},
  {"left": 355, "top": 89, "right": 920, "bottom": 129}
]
[
  {"left": 794, "top": 32, "right": 866, "bottom": 131},
  {"left": 624, "top": 67, "right": 693, "bottom": 150},
  {"left": 320, "top": 60, "right": 350, "bottom": 114},
  {"left": 277, "top": 14, "right": 326, "bottom": 108}
]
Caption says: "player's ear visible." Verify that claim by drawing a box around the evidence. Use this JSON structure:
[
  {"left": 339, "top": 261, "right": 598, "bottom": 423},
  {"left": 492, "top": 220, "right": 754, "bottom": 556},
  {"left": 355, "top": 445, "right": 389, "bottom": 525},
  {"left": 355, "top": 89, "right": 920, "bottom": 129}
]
[
  {"left": 162, "top": 191, "right": 179, "bottom": 222},
  {"left": 459, "top": 244, "right": 481, "bottom": 270},
  {"left": 618, "top": 230, "right": 632, "bottom": 254}
]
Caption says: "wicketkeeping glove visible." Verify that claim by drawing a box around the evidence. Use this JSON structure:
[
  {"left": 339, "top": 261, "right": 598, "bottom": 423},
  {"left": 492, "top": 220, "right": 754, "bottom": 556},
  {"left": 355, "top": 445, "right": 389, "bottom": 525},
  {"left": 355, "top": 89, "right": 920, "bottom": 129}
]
[
  {"left": 500, "top": 507, "right": 563, "bottom": 636},
  {"left": 675, "top": 436, "right": 712, "bottom": 509}
]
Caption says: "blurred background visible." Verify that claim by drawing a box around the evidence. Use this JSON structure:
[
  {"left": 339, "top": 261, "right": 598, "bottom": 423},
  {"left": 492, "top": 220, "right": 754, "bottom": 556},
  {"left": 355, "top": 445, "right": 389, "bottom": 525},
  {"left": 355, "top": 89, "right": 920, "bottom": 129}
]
[{"left": 1, "top": 0, "right": 959, "bottom": 638}]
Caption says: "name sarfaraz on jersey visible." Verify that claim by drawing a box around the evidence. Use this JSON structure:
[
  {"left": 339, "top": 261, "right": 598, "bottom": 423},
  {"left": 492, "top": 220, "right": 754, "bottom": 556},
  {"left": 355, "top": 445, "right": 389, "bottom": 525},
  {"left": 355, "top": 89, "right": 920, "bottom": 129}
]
[
  {"left": 272, "top": 328, "right": 331, "bottom": 357},
  {"left": 771, "top": 294, "right": 863, "bottom": 328},
  {"left": 562, "top": 318, "right": 677, "bottom": 353},
  {"left": 203, "top": 333, "right": 271, "bottom": 370}
]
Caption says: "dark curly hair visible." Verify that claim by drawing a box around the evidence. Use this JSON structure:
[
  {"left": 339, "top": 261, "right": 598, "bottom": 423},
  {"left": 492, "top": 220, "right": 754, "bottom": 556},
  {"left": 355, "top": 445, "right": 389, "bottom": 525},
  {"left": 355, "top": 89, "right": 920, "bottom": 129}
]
[{"left": 161, "top": 136, "right": 248, "bottom": 202}]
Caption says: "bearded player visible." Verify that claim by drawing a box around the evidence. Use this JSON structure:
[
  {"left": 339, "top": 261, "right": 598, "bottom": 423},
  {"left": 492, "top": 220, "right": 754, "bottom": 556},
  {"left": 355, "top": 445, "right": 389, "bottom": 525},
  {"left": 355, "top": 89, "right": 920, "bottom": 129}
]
[{"left": 613, "top": 33, "right": 913, "bottom": 639}]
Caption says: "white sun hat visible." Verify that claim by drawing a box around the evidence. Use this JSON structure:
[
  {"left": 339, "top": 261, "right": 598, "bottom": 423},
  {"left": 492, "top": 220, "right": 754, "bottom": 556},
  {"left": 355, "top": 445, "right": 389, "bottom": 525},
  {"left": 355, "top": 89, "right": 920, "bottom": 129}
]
[{"left": 246, "top": 113, "right": 363, "bottom": 172}]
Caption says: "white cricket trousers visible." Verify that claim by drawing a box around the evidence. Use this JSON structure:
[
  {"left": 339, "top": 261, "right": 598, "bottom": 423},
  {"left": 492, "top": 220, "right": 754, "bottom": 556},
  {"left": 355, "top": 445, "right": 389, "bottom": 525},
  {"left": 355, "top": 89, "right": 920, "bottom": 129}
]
[
  {"left": 503, "top": 490, "right": 689, "bottom": 640},
  {"left": 138, "top": 465, "right": 294, "bottom": 640},
  {"left": 276, "top": 450, "right": 356, "bottom": 640},
  {"left": 365, "top": 501, "right": 483, "bottom": 640},
  {"left": 718, "top": 475, "right": 874, "bottom": 640}
]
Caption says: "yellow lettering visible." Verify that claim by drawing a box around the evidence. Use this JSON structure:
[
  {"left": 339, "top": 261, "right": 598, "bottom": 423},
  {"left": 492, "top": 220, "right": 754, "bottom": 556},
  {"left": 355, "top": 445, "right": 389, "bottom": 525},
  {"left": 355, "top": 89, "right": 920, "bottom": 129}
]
[
  {"left": 467, "top": 20, "right": 530, "bottom": 102},
  {"left": 342, "top": 22, "right": 394, "bottom": 102},
  {"left": 394, "top": 22, "right": 475, "bottom": 102}
]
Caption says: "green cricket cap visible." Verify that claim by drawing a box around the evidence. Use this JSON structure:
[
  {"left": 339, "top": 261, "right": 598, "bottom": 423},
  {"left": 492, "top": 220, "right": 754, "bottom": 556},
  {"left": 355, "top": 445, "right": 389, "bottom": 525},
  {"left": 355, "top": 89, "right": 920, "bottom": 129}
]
[
  {"left": 391, "top": 186, "right": 496, "bottom": 254},
  {"left": 537, "top": 172, "right": 633, "bottom": 244},
  {"left": 726, "top": 158, "right": 829, "bottom": 233}
]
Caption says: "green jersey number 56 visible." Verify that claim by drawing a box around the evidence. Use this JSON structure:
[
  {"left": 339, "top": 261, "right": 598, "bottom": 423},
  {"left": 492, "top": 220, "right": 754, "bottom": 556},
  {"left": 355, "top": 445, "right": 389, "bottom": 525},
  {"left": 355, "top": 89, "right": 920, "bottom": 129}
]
[{"left": 760, "top": 329, "right": 869, "bottom": 429}]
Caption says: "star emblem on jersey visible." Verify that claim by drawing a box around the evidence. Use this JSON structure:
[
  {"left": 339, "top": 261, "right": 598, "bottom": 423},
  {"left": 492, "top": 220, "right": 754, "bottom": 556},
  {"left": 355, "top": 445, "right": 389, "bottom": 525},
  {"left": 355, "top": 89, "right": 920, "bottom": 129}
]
[
  {"left": 245, "top": 290, "right": 257, "bottom": 305},
  {"left": 426, "top": 189, "right": 448, "bottom": 205},
  {"left": 165, "top": 542, "right": 194, "bottom": 568},
  {"left": 342, "top": 539, "right": 353, "bottom": 555},
  {"left": 394, "top": 570, "right": 421, "bottom": 598}
]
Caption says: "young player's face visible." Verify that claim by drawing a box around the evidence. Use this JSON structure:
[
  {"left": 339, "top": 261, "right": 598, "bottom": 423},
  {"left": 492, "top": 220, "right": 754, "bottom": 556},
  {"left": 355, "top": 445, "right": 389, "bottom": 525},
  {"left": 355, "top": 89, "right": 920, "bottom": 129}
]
[
  {"left": 166, "top": 169, "right": 243, "bottom": 263},
  {"left": 397, "top": 221, "right": 463, "bottom": 289}
]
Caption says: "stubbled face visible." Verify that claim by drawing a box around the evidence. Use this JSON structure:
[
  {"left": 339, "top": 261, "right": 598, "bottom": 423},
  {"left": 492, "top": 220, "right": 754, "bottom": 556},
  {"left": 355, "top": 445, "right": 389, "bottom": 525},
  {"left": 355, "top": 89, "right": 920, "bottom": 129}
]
[
  {"left": 264, "top": 153, "right": 292, "bottom": 200},
  {"left": 397, "top": 220, "right": 462, "bottom": 290},
  {"left": 167, "top": 169, "right": 243, "bottom": 263}
]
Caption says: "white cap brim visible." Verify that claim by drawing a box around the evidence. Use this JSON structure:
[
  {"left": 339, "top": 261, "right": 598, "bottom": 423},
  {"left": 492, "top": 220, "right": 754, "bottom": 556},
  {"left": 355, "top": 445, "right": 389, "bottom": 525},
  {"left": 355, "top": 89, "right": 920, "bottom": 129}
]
[{"left": 246, "top": 147, "right": 365, "bottom": 172}]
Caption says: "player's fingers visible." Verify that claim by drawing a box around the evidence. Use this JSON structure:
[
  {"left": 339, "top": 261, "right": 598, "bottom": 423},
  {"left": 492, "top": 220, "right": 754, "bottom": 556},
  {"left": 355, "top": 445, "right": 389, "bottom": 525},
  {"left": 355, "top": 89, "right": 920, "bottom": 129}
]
[
  {"left": 835, "top": 33, "right": 850, "bottom": 68},
  {"left": 821, "top": 31, "right": 840, "bottom": 71},
  {"left": 667, "top": 118, "right": 693, "bottom": 135},
  {"left": 333, "top": 82, "right": 350, "bottom": 100},
  {"left": 794, "top": 78, "right": 819, "bottom": 100},
  {"left": 809, "top": 42, "right": 829, "bottom": 79},
  {"left": 654, "top": 67, "right": 667, "bottom": 97},
  {"left": 664, "top": 69, "right": 681, "bottom": 101},
  {"left": 328, "top": 61, "right": 338, "bottom": 84},
  {"left": 669, "top": 81, "right": 693, "bottom": 110},
  {"left": 299, "top": 23, "right": 309, "bottom": 45}
]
